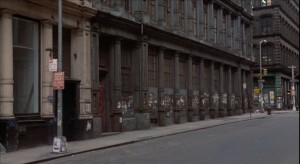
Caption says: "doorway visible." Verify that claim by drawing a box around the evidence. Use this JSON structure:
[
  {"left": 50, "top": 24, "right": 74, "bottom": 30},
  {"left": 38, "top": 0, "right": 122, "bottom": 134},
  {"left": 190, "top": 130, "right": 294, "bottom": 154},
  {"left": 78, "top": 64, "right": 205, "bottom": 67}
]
[{"left": 99, "top": 71, "right": 110, "bottom": 132}]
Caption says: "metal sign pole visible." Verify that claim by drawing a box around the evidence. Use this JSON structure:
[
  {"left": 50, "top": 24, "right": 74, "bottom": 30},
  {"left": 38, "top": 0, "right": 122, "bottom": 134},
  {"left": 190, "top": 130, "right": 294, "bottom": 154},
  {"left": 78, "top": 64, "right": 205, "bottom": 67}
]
[{"left": 53, "top": 0, "right": 67, "bottom": 153}]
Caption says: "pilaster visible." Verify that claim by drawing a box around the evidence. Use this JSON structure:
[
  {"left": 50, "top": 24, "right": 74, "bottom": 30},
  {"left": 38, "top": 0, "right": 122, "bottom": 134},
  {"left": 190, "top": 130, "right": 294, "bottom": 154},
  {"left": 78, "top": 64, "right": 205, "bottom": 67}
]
[
  {"left": 71, "top": 25, "right": 92, "bottom": 119},
  {"left": 41, "top": 19, "right": 55, "bottom": 118},
  {"left": 0, "top": 10, "right": 14, "bottom": 119}
]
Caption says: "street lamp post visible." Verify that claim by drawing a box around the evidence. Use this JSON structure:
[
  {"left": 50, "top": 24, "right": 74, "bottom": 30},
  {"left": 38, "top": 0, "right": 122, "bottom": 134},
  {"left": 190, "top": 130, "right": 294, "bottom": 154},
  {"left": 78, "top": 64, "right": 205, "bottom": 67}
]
[
  {"left": 288, "top": 65, "right": 296, "bottom": 111},
  {"left": 259, "top": 40, "right": 267, "bottom": 113}
]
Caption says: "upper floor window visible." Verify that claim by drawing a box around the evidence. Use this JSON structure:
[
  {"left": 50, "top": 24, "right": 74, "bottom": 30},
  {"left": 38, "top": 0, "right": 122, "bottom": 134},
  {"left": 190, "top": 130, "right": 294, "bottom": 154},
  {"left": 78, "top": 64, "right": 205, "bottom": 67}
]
[
  {"left": 164, "top": 54, "right": 174, "bottom": 88},
  {"left": 179, "top": 58, "right": 187, "bottom": 89},
  {"left": 261, "top": 0, "right": 272, "bottom": 7},
  {"left": 148, "top": 0, "right": 156, "bottom": 21},
  {"left": 121, "top": 43, "right": 133, "bottom": 92},
  {"left": 179, "top": 0, "right": 185, "bottom": 32},
  {"left": 204, "top": 3, "right": 208, "bottom": 40},
  {"left": 148, "top": 48, "right": 158, "bottom": 87},
  {"left": 164, "top": 0, "right": 171, "bottom": 26},
  {"left": 262, "top": 44, "right": 273, "bottom": 65},
  {"left": 124, "top": 0, "right": 131, "bottom": 12},
  {"left": 261, "top": 16, "right": 273, "bottom": 35}
]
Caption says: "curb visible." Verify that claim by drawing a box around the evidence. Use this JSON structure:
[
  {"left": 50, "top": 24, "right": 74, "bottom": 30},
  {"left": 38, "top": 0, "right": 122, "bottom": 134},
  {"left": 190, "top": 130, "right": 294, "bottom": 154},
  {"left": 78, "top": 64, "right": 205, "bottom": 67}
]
[{"left": 25, "top": 115, "right": 269, "bottom": 164}]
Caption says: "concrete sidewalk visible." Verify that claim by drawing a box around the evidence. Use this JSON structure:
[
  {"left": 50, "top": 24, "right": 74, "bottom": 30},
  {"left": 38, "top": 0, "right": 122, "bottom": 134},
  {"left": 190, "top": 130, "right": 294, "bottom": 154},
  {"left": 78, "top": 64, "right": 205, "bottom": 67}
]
[{"left": 0, "top": 111, "right": 296, "bottom": 164}]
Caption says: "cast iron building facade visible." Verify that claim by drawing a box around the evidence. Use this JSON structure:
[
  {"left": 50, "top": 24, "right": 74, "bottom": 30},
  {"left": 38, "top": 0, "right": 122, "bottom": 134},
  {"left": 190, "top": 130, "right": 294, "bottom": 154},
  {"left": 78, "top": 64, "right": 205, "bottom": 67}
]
[
  {"left": 0, "top": 0, "right": 255, "bottom": 151},
  {"left": 252, "top": 0, "right": 299, "bottom": 109},
  {"left": 91, "top": 0, "right": 255, "bottom": 132}
]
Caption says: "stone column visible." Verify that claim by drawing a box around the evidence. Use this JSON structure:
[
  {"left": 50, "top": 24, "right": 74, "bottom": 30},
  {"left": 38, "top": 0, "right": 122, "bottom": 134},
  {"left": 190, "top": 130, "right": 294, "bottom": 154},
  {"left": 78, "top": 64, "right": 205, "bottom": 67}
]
[
  {"left": 173, "top": 51, "right": 180, "bottom": 124},
  {"left": 234, "top": 67, "right": 242, "bottom": 114},
  {"left": 209, "top": 61, "right": 216, "bottom": 118},
  {"left": 158, "top": 47, "right": 165, "bottom": 126},
  {"left": 217, "top": 8, "right": 223, "bottom": 46},
  {"left": 41, "top": 20, "right": 55, "bottom": 118},
  {"left": 199, "top": 58, "right": 205, "bottom": 120},
  {"left": 219, "top": 63, "right": 225, "bottom": 117},
  {"left": 242, "top": 70, "right": 248, "bottom": 113},
  {"left": 187, "top": 55, "right": 193, "bottom": 122},
  {"left": 112, "top": 38, "right": 122, "bottom": 132},
  {"left": 0, "top": 10, "right": 14, "bottom": 119},
  {"left": 227, "top": 66, "right": 233, "bottom": 116},
  {"left": 135, "top": 41, "right": 150, "bottom": 130}
]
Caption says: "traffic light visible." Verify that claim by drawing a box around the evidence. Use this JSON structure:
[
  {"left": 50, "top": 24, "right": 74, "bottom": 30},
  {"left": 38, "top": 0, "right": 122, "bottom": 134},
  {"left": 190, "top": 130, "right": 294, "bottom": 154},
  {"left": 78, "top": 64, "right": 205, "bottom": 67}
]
[{"left": 263, "top": 68, "right": 267, "bottom": 76}]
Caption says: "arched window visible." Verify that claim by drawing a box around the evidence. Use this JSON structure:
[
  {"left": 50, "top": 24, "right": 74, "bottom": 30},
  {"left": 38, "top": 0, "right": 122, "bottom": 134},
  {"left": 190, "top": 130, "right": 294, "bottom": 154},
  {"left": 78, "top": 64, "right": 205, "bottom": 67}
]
[
  {"left": 262, "top": 44, "right": 274, "bottom": 65},
  {"left": 261, "top": 16, "right": 273, "bottom": 35}
]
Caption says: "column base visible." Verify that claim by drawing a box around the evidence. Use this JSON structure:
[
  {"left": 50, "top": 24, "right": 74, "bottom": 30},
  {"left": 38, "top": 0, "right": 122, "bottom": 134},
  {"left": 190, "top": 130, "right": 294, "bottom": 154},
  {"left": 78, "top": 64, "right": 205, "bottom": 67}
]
[
  {"left": 157, "top": 110, "right": 165, "bottom": 126},
  {"left": 227, "top": 109, "right": 233, "bottom": 116},
  {"left": 199, "top": 109, "right": 205, "bottom": 120},
  {"left": 219, "top": 109, "right": 225, "bottom": 117},
  {"left": 209, "top": 109, "right": 216, "bottom": 119},
  {"left": 173, "top": 108, "right": 181, "bottom": 124},
  {"left": 187, "top": 109, "right": 193, "bottom": 122}
]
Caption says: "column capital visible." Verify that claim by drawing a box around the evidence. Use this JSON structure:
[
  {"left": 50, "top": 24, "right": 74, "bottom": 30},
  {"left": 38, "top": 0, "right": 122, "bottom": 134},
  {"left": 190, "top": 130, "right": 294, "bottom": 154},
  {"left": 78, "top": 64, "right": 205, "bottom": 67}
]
[
  {"left": 0, "top": 8, "right": 15, "bottom": 15},
  {"left": 41, "top": 19, "right": 56, "bottom": 25},
  {"left": 174, "top": 51, "right": 181, "bottom": 57}
]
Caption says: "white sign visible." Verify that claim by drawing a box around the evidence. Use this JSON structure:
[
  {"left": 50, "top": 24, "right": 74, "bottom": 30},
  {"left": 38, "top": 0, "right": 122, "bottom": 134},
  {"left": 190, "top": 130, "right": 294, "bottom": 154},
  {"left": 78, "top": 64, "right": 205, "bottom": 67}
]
[
  {"left": 49, "top": 59, "right": 57, "bottom": 72},
  {"left": 243, "top": 83, "right": 247, "bottom": 89}
]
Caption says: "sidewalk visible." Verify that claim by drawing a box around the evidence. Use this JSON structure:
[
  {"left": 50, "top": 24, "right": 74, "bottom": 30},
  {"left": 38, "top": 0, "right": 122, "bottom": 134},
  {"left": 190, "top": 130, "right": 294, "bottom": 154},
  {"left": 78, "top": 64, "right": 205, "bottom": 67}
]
[{"left": 0, "top": 111, "right": 296, "bottom": 164}]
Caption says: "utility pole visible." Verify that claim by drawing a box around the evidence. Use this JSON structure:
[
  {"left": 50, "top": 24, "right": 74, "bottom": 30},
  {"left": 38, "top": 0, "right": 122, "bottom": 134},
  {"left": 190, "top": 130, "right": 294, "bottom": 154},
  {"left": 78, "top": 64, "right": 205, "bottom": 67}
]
[{"left": 288, "top": 65, "right": 296, "bottom": 111}]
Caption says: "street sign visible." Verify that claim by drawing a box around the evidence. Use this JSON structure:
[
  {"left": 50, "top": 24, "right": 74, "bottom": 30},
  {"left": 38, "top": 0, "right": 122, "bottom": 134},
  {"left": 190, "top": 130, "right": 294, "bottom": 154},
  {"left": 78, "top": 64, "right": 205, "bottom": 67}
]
[
  {"left": 53, "top": 72, "right": 64, "bottom": 90},
  {"left": 49, "top": 59, "right": 58, "bottom": 72},
  {"left": 254, "top": 88, "right": 260, "bottom": 94}
]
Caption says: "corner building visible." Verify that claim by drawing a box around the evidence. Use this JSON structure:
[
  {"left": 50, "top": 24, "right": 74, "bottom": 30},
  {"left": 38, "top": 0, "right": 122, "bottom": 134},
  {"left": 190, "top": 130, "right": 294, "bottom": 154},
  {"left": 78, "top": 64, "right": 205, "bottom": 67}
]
[
  {"left": 0, "top": 0, "right": 96, "bottom": 151},
  {"left": 252, "top": 0, "right": 299, "bottom": 109}
]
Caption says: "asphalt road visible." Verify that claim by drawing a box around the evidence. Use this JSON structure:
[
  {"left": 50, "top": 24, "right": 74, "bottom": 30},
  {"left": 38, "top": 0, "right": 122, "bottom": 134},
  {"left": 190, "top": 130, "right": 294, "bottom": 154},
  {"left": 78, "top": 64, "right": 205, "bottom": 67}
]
[{"left": 42, "top": 112, "right": 299, "bottom": 164}]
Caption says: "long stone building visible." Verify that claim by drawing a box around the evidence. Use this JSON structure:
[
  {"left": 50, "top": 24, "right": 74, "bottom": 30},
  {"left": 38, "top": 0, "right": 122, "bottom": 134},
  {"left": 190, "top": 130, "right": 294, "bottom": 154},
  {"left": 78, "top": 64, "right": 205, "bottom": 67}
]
[
  {"left": 0, "top": 0, "right": 255, "bottom": 151},
  {"left": 252, "top": 0, "right": 299, "bottom": 109}
]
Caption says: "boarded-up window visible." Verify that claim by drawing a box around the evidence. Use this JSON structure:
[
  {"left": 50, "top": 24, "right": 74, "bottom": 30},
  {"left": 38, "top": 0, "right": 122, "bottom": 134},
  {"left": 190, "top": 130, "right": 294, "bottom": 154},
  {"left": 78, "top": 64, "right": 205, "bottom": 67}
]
[
  {"left": 164, "top": 53, "right": 174, "bottom": 88},
  {"left": 148, "top": 47, "right": 158, "bottom": 87},
  {"left": 192, "top": 61, "right": 200, "bottom": 90},
  {"left": 121, "top": 43, "right": 133, "bottom": 92},
  {"left": 179, "top": 58, "right": 187, "bottom": 89}
]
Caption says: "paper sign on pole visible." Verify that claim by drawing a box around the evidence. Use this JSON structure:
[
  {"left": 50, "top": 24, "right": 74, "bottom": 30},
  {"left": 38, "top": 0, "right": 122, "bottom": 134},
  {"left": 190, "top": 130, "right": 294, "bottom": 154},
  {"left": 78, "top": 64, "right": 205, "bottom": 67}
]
[{"left": 49, "top": 59, "right": 58, "bottom": 72}]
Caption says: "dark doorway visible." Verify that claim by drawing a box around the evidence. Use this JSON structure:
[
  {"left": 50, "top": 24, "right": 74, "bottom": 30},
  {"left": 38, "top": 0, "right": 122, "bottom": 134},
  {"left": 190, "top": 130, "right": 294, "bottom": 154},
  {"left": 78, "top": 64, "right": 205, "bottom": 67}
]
[
  {"left": 62, "top": 80, "right": 80, "bottom": 141},
  {"left": 99, "top": 71, "right": 109, "bottom": 132}
]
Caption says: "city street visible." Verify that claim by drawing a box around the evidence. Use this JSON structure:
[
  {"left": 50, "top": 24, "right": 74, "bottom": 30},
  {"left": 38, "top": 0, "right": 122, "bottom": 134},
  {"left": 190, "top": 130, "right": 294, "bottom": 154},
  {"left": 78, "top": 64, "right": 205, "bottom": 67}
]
[{"left": 42, "top": 112, "right": 299, "bottom": 164}]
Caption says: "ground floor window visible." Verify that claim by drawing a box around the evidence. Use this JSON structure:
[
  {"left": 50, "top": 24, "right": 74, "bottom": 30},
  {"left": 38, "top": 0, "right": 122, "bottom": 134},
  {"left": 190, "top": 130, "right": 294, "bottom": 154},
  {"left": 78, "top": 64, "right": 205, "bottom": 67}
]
[{"left": 13, "top": 17, "right": 39, "bottom": 114}]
